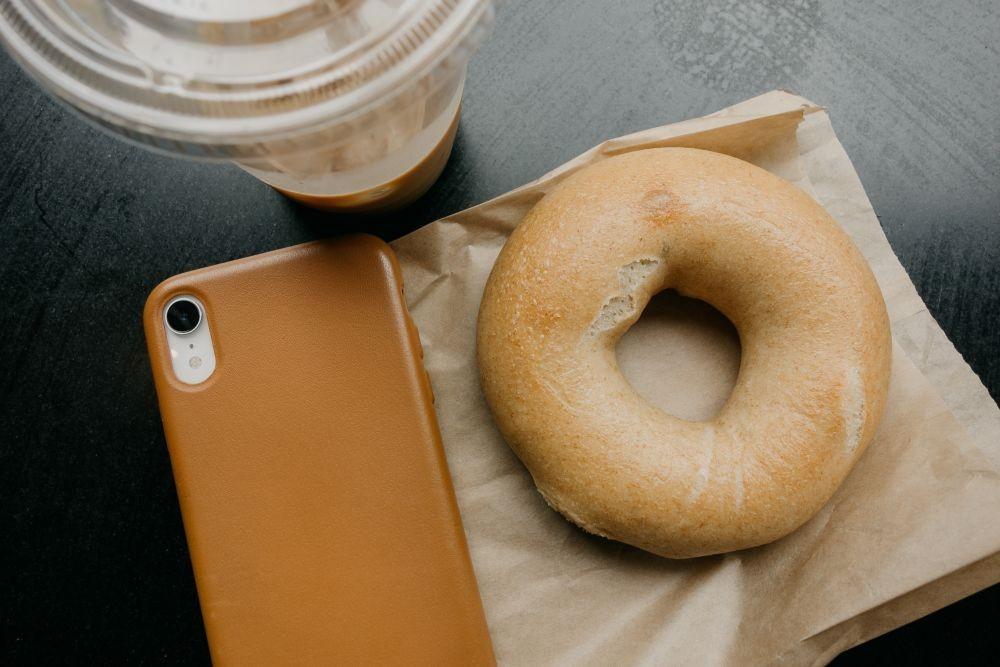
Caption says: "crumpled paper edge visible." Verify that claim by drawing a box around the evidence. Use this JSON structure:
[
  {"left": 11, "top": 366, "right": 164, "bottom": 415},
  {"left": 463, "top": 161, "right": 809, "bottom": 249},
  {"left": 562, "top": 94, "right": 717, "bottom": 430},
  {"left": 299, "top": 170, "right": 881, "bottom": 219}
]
[{"left": 794, "top": 106, "right": 1000, "bottom": 465}]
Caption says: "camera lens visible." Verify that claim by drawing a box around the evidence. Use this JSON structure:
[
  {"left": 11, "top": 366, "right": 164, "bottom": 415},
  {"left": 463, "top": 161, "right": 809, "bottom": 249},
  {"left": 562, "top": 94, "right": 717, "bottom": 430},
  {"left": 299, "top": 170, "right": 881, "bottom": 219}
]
[{"left": 166, "top": 298, "right": 202, "bottom": 334}]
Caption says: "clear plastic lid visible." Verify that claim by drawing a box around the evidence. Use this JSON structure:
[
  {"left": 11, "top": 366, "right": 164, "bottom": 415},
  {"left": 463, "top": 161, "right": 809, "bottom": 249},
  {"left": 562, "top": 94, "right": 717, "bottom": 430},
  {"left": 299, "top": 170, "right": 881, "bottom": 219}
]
[{"left": 0, "top": 0, "right": 493, "bottom": 151}]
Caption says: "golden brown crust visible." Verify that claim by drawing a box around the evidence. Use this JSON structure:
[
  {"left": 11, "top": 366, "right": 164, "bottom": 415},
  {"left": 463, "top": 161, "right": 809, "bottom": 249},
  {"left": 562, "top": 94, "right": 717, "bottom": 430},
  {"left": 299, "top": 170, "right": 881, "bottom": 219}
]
[{"left": 476, "top": 148, "right": 892, "bottom": 558}]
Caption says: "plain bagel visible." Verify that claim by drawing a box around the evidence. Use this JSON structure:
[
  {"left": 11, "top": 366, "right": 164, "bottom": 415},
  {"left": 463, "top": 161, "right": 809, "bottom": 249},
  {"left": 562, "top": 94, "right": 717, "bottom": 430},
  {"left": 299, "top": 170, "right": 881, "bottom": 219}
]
[{"left": 476, "top": 147, "right": 892, "bottom": 558}]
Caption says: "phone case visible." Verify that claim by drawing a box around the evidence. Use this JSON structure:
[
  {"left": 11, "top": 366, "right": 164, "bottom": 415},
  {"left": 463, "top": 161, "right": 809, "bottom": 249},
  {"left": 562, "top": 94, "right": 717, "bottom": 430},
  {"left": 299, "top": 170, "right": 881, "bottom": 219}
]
[{"left": 144, "top": 235, "right": 494, "bottom": 666}]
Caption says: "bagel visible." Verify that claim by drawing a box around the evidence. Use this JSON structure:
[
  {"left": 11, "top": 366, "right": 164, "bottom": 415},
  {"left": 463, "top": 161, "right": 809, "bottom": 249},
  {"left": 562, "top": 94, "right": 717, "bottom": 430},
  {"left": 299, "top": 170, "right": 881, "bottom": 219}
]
[{"left": 476, "top": 147, "right": 891, "bottom": 558}]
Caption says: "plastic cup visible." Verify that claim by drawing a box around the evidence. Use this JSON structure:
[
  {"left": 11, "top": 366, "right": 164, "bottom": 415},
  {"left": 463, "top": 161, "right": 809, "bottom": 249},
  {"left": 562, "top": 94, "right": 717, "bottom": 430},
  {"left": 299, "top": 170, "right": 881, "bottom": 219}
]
[{"left": 0, "top": 0, "right": 494, "bottom": 213}]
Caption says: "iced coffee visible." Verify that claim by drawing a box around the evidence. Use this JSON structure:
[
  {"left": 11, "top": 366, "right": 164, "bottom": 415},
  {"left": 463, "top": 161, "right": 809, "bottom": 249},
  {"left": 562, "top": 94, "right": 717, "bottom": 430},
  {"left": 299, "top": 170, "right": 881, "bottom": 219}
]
[{"left": 0, "top": 0, "right": 494, "bottom": 213}]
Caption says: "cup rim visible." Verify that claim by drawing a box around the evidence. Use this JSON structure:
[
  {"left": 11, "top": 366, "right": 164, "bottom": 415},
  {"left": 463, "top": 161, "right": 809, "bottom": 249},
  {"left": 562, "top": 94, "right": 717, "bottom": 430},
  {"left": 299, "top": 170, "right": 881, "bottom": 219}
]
[{"left": 0, "top": 0, "right": 493, "bottom": 151}]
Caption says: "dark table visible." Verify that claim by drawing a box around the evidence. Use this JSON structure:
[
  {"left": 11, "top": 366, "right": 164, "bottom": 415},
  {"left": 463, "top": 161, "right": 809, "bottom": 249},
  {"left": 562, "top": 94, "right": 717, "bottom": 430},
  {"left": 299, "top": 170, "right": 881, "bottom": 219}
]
[{"left": 2, "top": 1, "right": 997, "bottom": 664}]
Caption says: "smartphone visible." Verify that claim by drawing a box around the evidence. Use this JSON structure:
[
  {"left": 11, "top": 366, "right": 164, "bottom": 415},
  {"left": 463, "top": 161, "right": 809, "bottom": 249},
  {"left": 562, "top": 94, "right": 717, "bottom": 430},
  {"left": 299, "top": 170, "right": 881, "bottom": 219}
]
[{"left": 144, "top": 235, "right": 494, "bottom": 666}]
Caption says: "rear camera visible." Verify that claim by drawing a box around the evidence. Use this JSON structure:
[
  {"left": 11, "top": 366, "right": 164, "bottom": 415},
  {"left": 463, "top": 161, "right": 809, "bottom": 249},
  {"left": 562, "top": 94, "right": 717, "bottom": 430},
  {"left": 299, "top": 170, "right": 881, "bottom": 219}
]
[{"left": 166, "top": 298, "right": 202, "bottom": 335}]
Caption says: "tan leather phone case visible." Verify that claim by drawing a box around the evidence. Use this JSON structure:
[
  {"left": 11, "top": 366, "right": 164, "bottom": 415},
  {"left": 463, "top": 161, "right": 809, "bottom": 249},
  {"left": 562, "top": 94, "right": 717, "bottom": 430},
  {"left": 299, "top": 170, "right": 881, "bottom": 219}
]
[{"left": 144, "top": 235, "right": 494, "bottom": 666}]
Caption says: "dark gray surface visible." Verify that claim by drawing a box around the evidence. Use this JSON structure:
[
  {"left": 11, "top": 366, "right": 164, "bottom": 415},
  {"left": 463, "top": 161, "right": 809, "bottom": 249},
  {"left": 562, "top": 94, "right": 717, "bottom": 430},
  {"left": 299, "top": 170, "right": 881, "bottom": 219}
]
[{"left": 2, "top": 1, "right": 998, "bottom": 664}]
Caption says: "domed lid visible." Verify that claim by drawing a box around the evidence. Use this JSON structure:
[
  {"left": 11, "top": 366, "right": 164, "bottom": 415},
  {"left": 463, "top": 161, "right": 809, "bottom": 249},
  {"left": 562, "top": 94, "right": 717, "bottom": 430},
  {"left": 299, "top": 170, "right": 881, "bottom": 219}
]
[{"left": 0, "top": 0, "right": 492, "bottom": 145}]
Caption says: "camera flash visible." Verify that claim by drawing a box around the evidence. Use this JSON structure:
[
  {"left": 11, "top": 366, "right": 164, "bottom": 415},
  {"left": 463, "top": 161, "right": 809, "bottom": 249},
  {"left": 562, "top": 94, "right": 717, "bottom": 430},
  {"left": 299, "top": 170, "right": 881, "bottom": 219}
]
[{"left": 189, "top": 356, "right": 203, "bottom": 369}]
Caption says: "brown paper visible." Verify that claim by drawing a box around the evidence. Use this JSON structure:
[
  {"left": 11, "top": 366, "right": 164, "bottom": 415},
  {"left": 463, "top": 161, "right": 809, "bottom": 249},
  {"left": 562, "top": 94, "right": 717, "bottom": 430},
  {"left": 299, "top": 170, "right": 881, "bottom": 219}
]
[{"left": 392, "top": 91, "right": 1000, "bottom": 665}]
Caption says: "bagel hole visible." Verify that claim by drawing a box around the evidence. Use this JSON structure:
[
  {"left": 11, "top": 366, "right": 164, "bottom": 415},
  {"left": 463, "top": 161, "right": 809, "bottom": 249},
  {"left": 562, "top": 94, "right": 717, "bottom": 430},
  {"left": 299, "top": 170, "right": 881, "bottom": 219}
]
[{"left": 616, "top": 289, "right": 741, "bottom": 422}]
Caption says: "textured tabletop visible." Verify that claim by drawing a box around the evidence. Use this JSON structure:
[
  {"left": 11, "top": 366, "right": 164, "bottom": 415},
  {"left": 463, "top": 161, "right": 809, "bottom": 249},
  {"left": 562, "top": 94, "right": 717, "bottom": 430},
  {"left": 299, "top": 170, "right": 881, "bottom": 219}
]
[{"left": 1, "top": 1, "right": 997, "bottom": 664}]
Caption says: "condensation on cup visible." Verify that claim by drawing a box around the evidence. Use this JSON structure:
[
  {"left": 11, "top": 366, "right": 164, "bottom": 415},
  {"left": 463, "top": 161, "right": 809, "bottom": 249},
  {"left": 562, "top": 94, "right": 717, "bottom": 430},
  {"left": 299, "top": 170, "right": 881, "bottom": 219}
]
[{"left": 0, "top": 0, "right": 494, "bottom": 213}]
